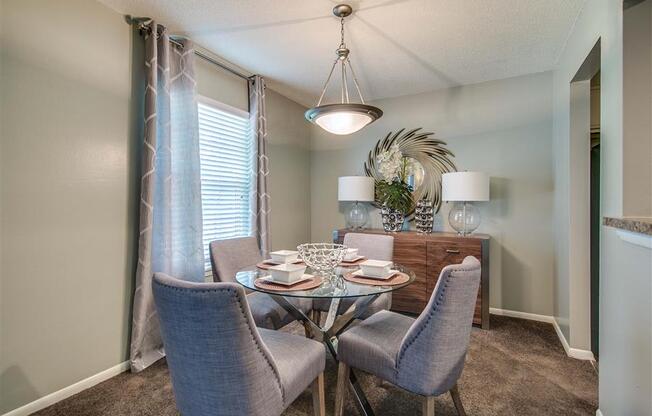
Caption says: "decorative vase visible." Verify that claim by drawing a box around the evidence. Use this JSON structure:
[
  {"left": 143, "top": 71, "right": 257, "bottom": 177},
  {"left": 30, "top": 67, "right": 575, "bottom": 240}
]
[
  {"left": 415, "top": 199, "right": 434, "bottom": 233},
  {"left": 381, "top": 205, "right": 405, "bottom": 232}
]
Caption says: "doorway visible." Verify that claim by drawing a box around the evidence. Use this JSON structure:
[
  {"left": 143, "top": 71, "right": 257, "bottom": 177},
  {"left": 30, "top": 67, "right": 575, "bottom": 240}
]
[
  {"left": 589, "top": 73, "right": 600, "bottom": 361},
  {"left": 568, "top": 39, "right": 600, "bottom": 360}
]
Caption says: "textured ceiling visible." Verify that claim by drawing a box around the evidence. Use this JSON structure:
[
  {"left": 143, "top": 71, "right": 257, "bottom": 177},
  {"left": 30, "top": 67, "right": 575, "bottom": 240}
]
[{"left": 100, "top": 0, "right": 586, "bottom": 106}]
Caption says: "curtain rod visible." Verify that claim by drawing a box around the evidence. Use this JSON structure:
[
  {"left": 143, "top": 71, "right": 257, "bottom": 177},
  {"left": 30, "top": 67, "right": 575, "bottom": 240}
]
[
  {"left": 169, "top": 37, "right": 253, "bottom": 81},
  {"left": 126, "top": 15, "right": 254, "bottom": 82}
]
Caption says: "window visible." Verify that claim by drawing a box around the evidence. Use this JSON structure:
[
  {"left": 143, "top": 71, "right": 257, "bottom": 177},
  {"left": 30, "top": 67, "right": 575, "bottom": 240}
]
[{"left": 198, "top": 96, "right": 253, "bottom": 273}]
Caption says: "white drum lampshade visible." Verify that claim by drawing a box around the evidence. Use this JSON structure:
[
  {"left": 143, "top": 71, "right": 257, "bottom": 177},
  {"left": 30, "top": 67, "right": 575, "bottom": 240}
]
[
  {"left": 442, "top": 171, "right": 490, "bottom": 202},
  {"left": 441, "top": 172, "right": 489, "bottom": 235},
  {"left": 338, "top": 176, "right": 375, "bottom": 202},
  {"left": 338, "top": 176, "right": 375, "bottom": 229}
]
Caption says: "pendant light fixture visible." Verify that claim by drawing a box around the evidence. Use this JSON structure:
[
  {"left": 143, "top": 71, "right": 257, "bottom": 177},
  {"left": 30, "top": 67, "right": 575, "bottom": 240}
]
[{"left": 305, "top": 4, "right": 383, "bottom": 135}]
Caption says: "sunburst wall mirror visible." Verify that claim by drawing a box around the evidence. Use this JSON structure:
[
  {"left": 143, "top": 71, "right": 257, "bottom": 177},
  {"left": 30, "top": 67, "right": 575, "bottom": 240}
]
[{"left": 363, "top": 128, "right": 457, "bottom": 219}]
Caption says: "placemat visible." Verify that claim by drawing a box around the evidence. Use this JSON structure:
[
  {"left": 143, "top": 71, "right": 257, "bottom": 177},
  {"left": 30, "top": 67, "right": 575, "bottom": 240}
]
[
  {"left": 254, "top": 275, "right": 323, "bottom": 291},
  {"left": 343, "top": 271, "right": 410, "bottom": 286},
  {"left": 256, "top": 261, "right": 304, "bottom": 270}
]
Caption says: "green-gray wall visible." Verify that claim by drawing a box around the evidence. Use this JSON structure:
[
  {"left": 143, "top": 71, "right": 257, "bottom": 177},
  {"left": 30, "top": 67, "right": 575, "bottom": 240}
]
[
  {"left": 266, "top": 89, "right": 311, "bottom": 251},
  {"left": 1, "top": 1, "right": 138, "bottom": 413},
  {"left": 195, "top": 56, "right": 248, "bottom": 112},
  {"left": 552, "top": 0, "right": 652, "bottom": 414},
  {"left": 310, "top": 72, "right": 555, "bottom": 316},
  {"left": 0, "top": 0, "right": 310, "bottom": 413}
]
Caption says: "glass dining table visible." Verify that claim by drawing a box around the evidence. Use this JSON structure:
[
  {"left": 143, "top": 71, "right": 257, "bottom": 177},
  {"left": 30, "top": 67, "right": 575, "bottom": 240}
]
[{"left": 236, "top": 263, "right": 416, "bottom": 416}]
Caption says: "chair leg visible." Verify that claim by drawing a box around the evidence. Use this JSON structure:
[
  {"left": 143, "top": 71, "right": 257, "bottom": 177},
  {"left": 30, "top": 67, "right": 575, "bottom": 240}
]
[
  {"left": 376, "top": 376, "right": 389, "bottom": 388},
  {"left": 450, "top": 383, "right": 467, "bottom": 416},
  {"left": 311, "top": 373, "right": 325, "bottom": 416},
  {"left": 312, "top": 310, "right": 322, "bottom": 325},
  {"left": 422, "top": 396, "right": 435, "bottom": 416},
  {"left": 303, "top": 321, "right": 313, "bottom": 338},
  {"left": 334, "top": 362, "right": 350, "bottom": 416}
]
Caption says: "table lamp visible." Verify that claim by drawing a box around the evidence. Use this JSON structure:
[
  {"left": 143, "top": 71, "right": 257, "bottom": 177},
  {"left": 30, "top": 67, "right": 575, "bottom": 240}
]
[
  {"left": 338, "top": 176, "right": 375, "bottom": 230},
  {"left": 442, "top": 172, "right": 490, "bottom": 236}
]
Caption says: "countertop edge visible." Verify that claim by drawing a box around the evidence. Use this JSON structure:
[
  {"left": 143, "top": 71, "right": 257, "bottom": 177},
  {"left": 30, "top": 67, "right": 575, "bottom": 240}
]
[{"left": 603, "top": 217, "right": 652, "bottom": 236}]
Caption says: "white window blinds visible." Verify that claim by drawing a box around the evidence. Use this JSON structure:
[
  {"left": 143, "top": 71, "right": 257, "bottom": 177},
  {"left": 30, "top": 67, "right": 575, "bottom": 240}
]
[{"left": 198, "top": 97, "right": 253, "bottom": 273}]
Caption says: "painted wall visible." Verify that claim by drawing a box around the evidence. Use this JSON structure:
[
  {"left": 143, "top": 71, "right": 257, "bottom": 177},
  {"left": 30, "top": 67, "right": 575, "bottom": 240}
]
[
  {"left": 623, "top": 0, "right": 652, "bottom": 217},
  {"left": 0, "top": 1, "right": 311, "bottom": 413},
  {"left": 195, "top": 55, "right": 248, "bottom": 112},
  {"left": 266, "top": 89, "right": 311, "bottom": 251},
  {"left": 552, "top": 0, "right": 652, "bottom": 414},
  {"left": 0, "top": 0, "right": 140, "bottom": 413},
  {"left": 310, "top": 72, "right": 555, "bottom": 316}
]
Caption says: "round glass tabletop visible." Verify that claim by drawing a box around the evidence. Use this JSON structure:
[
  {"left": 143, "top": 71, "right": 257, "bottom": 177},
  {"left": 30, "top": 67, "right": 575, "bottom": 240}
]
[{"left": 235, "top": 263, "right": 416, "bottom": 299}]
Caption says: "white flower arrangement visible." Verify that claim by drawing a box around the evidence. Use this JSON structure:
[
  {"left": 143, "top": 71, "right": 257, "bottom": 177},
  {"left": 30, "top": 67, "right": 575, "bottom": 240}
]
[
  {"left": 376, "top": 144, "right": 404, "bottom": 182},
  {"left": 375, "top": 144, "right": 415, "bottom": 214},
  {"left": 376, "top": 144, "right": 414, "bottom": 183}
]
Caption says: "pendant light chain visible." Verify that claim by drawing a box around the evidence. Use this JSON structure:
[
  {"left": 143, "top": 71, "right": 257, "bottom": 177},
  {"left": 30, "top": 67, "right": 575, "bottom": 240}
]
[
  {"left": 318, "top": 14, "right": 352, "bottom": 106},
  {"left": 315, "top": 9, "right": 368, "bottom": 106},
  {"left": 304, "top": 4, "right": 383, "bottom": 135}
]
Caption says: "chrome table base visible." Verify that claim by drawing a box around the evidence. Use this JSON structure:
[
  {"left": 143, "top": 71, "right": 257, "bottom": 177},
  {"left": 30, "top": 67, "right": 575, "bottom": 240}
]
[{"left": 270, "top": 294, "right": 380, "bottom": 416}]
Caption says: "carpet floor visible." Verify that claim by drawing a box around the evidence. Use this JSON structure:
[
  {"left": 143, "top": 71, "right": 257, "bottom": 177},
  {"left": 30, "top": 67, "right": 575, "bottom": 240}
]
[{"left": 32, "top": 315, "right": 597, "bottom": 416}]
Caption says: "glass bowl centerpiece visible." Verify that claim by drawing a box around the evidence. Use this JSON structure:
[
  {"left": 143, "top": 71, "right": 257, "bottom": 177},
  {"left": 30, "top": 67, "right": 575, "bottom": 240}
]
[{"left": 297, "top": 243, "right": 346, "bottom": 279}]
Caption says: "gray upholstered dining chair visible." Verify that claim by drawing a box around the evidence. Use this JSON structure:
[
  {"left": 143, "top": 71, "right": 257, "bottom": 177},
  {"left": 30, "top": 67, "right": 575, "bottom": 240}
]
[
  {"left": 152, "top": 273, "right": 326, "bottom": 416},
  {"left": 314, "top": 233, "right": 394, "bottom": 320},
  {"left": 210, "top": 236, "right": 312, "bottom": 330},
  {"left": 334, "top": 256, "right": 481, "bottom": 416}
]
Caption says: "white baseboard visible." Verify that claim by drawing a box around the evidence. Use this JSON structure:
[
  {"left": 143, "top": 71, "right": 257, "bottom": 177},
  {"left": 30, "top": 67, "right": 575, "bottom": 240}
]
[
  {"left": 490, "top": 308, "right": 595, "bottom": 361},
  {"left": 551, "top": 318, "right": 595, "bottom": 361},
  {"left": 2, "top": 361, "right": 130, "bottom": 416},
  {"left": 489, "top": 307, "right": 556, "bottom": 323},
  {"left": 596, "top": 409, "right": 603, "bottom": 416},
  {"left": 568, "top": 348, "right": 595, "bottom": 361}
]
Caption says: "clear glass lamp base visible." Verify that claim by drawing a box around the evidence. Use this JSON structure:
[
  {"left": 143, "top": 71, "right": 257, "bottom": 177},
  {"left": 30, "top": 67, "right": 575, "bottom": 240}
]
[
  {"left": 345, "top": 201, "right": 369, "bottom": 230},
  {"left": 448, "top": 202, "right": 481, "bottom": 236}
]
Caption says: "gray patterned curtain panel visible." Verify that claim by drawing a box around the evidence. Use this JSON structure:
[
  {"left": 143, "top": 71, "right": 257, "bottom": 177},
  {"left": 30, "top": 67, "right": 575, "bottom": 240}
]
[
  {"left": 130, "top": 22, "right": 204, "bottom": 372},
  {"left": 249, "top": 76, "right": 271, "bottom": 258}
]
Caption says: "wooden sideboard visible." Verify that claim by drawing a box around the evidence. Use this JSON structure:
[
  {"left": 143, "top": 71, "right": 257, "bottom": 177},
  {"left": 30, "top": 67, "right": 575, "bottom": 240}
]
[{"left": 334, "top": 229, "right": 490, "bottom": 329}]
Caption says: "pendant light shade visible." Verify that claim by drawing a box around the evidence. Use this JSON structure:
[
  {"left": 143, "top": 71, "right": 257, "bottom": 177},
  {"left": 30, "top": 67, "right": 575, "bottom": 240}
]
[
  {"left": 305, "top": 4, "right": 382, "bottom": 135},
  {"left": 306, "top": 104, "right": 382, "bottom": 135}
]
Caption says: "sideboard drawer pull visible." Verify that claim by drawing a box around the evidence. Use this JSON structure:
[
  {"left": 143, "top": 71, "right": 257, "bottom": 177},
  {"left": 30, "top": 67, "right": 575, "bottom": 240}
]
[{"left": 445, "top": 249, "right": 461, "bottom": 254}]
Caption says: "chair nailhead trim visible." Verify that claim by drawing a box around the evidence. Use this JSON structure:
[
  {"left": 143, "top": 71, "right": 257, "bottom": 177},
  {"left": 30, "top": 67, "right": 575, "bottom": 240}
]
[
  {"left": 154, "top": 280, "right": 286, "bottom": 404},
  {"left": 395, "top": 263, "right": 480, "bottom": 370}
]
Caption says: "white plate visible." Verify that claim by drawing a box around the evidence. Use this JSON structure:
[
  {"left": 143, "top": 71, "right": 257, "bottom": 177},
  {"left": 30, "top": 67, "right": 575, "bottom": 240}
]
[
  {"left": 341, "top": 255, "right": 365, "bottom": 263},
  {"left": 260, "top": 274, "right": 314, "bottom": 286},
  {"left": 263, "top": 259, "right": 303, "bottom": 265},
  {"left": 270, "top": 250, "right": 299, "bottom": 256},
  {"left": 360, "top": 259, "right": 393, "bottom": 267},
  {"left": 351, "top": 269, "right": 398, "bottom": 281}
]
